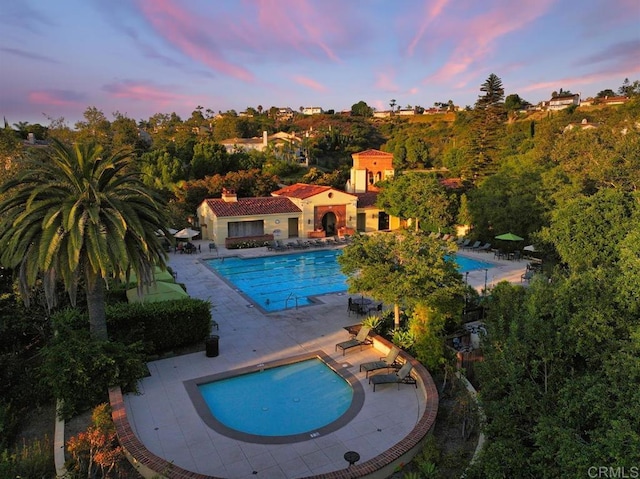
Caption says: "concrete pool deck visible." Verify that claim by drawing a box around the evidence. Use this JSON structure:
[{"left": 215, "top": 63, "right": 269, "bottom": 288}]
[{"left": 121, "top": 241, "right": 528, "bottom": 478}]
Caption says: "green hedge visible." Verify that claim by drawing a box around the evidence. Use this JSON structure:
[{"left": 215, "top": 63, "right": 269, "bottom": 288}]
[{"left": 106, "top": 298, "right": 212, "bottom": 355}]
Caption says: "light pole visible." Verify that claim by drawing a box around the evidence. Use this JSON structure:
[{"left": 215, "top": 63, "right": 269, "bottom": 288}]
[{"left": 483, "top": 269, "right": 488, "bottom": 296}]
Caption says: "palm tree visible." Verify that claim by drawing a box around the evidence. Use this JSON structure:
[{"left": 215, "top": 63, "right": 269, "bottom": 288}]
[{"left": 0, "top": 139, "right": 170, "bottom": 340}]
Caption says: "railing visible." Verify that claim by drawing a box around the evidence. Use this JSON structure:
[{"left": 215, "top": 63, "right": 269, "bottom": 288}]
[{"left": 284, "top": 292, "right": 298, "bottom": 310}]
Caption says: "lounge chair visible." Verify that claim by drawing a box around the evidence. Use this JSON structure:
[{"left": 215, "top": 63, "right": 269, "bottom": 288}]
[
  {"left": 521, "top": 269, "right": 535, "bottom": 282},
  {"left": 476, "top": 242, "right": 492, "bottom": 252},
  {"left": 458, "top": 239, "right": 471, "bottom": 248},
  {"left": 296, "top": 239, "right": 310, "bottom": 249},
  {"left": 359, "top": 346, "right": 401, "bottom": 378},
  {"left": 335, "top": 326, "right": 373, "bottom": 355},
  {"left": 369, "top": 362, "right": 417, "bottom": 391},
  {"left": 441, "top": 234, "right": 451, "bottom": 242},
  {"left": 463, "top": 240, "right": 481, "bottom": 251}
]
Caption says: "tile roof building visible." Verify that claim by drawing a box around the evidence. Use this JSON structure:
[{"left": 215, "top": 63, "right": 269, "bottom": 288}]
[{"left": 196, "top": 148, "right": 399, "bottom": 247}]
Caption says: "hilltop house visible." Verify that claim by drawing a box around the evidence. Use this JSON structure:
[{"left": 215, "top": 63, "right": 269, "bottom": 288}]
[
  {"left": 196, "top": 148, "right": 399, "bottom": 247},
  {"left": 548, "top": 93, "right": 580, "bottom": 110},
  {"left": 301, "top": 106, "right": 323, "bottom": 115},
  {"left": 219, "top": 130, "right": 304, "bottom": 162}
]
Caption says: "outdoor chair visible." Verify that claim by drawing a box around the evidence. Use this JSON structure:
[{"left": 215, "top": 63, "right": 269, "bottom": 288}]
[
  {"left": 367, "top": 302, "right": 383, "bottom": 315},
  {"left": 359, "top": 346, "right": 401, "bottom": 378},
  {"left": 463, "top": 240, "right": 481, "bottom": 251},
  {"left": 521, "top": 269, "right": 535, "bottom": 282},
  {"left": 369, "top": 362, "right": 417, "bottom": 391},
  {"left": 296, "top": 239, "right": 311, "bottom": 249},
  {"left": 475, "top": 242, "right": 492, "bottom": 252},
  {"left": 458, "top": 239, "right": 471, "bottom": 248},
  {"left": 335, "top": 326, "right": 373, "bottom": 355},
  {"left": 347, "top": 297, "right": 365, "bottom": 316}
]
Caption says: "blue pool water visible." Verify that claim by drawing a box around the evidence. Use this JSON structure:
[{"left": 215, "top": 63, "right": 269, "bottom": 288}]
[
  {"left": 207, "top": 250, "right": 347, "bottom": 311},
  {"left": 198, "top": 358, "right": 353, "bottom": 437},
  {"left": 206, "top": 249, "right": 493, "bottom": 312}
]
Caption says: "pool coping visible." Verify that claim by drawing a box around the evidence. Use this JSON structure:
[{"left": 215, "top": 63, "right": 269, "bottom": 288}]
[
  {"left": 109, "top": 332, "right": 439, "bottom": 479},
  {"left": 183, "top": 350, "right": 366, "bottom": 444}
]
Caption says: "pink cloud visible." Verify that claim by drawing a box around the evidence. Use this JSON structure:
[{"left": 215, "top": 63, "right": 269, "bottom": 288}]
[
  {"left": 136, "top": 0, "right": 255, "bottom": 82},
  {"left": 407, "top": 0, "right": 450, "bottom": 57},
  {"left": 520, "top": 65, "right": 640, "bottom": 95},
  {"left": 425, "top": 0, "right": 554, "bottom": 84},
  {"left": 103, "top": 80, "right": 202, "bottom": 106},
  {"left": 28, "top": 90, "right": 85, "bottom": 107},
  {"left": 374, "top": 71, "right": 399, "bottom": 92},
  {"left": 293, "top": 75, "right": 328, "bottom": 92},
  {"left": 254, "top": 0, "right": 343, "bottom": 62}
]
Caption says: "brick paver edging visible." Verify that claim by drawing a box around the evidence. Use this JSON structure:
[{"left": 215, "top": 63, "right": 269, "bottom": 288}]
[{"left": 109, "top": 333, "right": 439, "bottom": 479}]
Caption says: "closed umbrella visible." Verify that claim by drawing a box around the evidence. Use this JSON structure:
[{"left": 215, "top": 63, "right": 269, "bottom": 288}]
[
  {"left": 126, "top": 281, "right": 189, "bottom": 303},
  {"left": 174, "top": 227, "right": 200, "bottom": 240},
  {"left": 124, "top": 266, "right": 174, "bottom": 284}
]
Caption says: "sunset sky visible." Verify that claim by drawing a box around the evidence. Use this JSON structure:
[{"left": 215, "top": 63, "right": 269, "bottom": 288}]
[{"left": 1, "top": 0, "right": 639, "bottom": 126}]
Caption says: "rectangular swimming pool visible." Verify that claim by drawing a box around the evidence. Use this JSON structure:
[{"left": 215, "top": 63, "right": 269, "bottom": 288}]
[{"left": 205, "top": 250, "right": 493, "bottom": 312}]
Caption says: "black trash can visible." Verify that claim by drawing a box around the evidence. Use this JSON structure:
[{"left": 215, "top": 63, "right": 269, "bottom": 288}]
[{"left": 205, "top": 335, "right": 219, "bottom": 357}]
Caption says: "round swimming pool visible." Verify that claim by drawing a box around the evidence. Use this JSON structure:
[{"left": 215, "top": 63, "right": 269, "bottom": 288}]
[{"left": 184, "top": 353, "right": 365, "bottom": 444}]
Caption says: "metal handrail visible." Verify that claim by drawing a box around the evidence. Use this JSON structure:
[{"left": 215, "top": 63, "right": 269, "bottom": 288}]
[{"left": 284, "top": 292, "right": 298, "bottom": 310}]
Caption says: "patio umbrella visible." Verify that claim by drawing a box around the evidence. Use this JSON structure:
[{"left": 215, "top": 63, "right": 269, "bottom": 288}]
[
  {"left": 523, "top": 244, "right": 537, "bottom": 252},
  {"left": 494, "top": 232, "right": 524, "bottom": 241},
  {"left": 126, "top": 281, "right": 188, "bottom": 303},
  {"left": 174, "top": 227, "right": 200, "bottom": 240}
]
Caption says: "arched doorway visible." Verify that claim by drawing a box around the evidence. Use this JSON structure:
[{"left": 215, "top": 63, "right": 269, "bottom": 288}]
[{"left": 322, "top": 212, "right": 337, "bottom": 236}]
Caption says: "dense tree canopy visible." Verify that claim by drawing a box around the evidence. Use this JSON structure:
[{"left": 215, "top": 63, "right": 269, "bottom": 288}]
[{"left": 338, "top": 231, "right": 463, "bottom": 329}]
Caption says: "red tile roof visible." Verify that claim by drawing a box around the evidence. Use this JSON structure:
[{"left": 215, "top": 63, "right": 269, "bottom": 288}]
[
  {"left": 271, "top": 183, "right": 332, "bottom": 199},
  {"left": 353, "top": 149, "right": 393, "bottom": 157},
  {"left": 439, "top": 178, "right": 464, "bottom": 190},
  {"left": 204, "top": 197, "right": 301, "bottom": 217},
  {"left": 356, "top": 192, "right": 379, "bottom": 208}
]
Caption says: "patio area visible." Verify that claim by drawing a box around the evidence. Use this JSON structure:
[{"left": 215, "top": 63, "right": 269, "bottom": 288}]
[{"left": 120, "top": 241, "right": 525, "bottom": 478}]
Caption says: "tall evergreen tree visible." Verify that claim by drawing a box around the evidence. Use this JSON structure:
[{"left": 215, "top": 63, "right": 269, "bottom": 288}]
[{"left": 465, "top": 73, "right": 507, "bottom": 183}]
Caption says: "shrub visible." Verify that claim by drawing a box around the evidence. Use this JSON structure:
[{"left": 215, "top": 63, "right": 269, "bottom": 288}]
[
  {"left": 52, "top": 298, "right": 213, "bottom": 357},
  {"left": 227, "top": 239, "right": 265, "bottom": 249},
  {"left": 66, "top": 403, "right": 126, "bottom": 479},
  {"left": 107, "top": 298, "right": 212, "bottom": 355},
  {"left": 0, "top": 436, "right": 55, "bottom": 479},
  {"left": 0, "top": 400, "right": 18, "bottom": 451},
  {"left": 40, "top": 327, "right": 147, "bottom": 420},
  {"left": 361, "top": 314, "right": 382, "bottom": 333}
]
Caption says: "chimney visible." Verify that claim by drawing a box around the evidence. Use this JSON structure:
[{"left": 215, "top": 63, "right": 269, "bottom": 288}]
[
  {"left": 221, "top": 188, "right": 237, "bottom": 202},
  {"left": 263, "top": 130, "right": 268, "bottom": 147}
]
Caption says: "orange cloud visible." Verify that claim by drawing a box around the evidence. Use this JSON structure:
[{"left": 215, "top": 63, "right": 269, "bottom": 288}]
[{"left": 137, "top": 0, "right": 254, "bottom": 82}]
